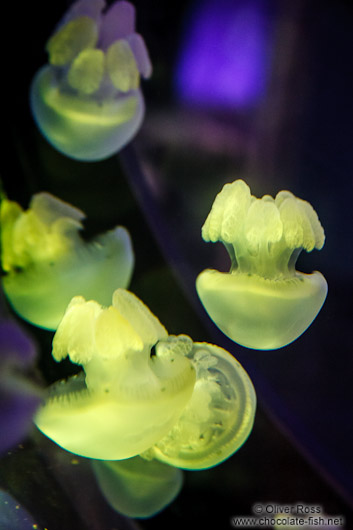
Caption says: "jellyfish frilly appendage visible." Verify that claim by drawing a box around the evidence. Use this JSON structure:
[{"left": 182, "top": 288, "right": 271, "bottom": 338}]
[
  {"left": 0, "top": 192, "right": 134, "bottom": 330},
  {"left": 34, "top": 288, "right": 256, "bottom": 467},
  {"left": 30, "top": 0, "right": 152, "bottom": 161},
  {"left": 196, "top": 179, "right": 328, "bottom": 350},
  {"left": 34, "top": 289, "right": 197, "bottom": 460}
]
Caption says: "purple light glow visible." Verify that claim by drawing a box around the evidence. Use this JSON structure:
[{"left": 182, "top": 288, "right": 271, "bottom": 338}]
[
  {"left": 175, "top": 0, "right": 275, "bottom": 109},
  {"left": 0, "top": 321, "right": 42, "bottom": 454}
]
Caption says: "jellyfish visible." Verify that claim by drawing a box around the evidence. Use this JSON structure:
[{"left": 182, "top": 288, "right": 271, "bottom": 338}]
[
  {"left": 196, "top": 179, "right": 328, "bottom": 350},
  {"left": 34, "top": 289, "right": 255, "bottom": 467},
  {"left": 0, "top": 192, "right": 133, "bottom": 330},
  {"left": 92, "top": 456, "right": 183, "bottom": 518},
  {"left": 34, "top": 289, "right": 196, "bottom": 460},
  {"left": 0, "top": 320, "right": 42, "bottom": 454},
  {"left": 30, "top": 0, "right": 152, "bottom": 161}
]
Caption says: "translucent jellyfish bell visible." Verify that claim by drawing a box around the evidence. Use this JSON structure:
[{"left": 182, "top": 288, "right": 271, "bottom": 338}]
[
  {"left": 0, "top": 192, "right": 134, "bottom": 330},
  {"left": 30, "top": 0, "right": 152, "bottom": 161},
  {"left": 92, "top": 456, "right": 183, "bottom": 518},
  {"left": 34, "top": 289, "right": 196, "bottom": 460},
  {"left": 196, "top": 179, "right": 328, "bottom": 350},
  {"left": 144, "top": 339, "right": 256, "bottom": 469}
]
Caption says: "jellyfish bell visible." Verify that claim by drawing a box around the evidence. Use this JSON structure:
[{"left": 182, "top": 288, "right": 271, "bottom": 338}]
[
  {"left": 144, "top": 340, "right": 256, "bottom": 469},
  {"left": 92, "top": 456, "right": 183, "bottom": 518},
  {"left": 196, "top": 179, "right": 328, "bottom": 350},
  {"left": 0, "top": 192, "right": 134, "bottom": 330},
  {"left": 30, "top": 0, "right": 152, "bottom": 161},
  {"left": 196, "top": 268, "right": 327, "bottom": 351},
  {"left": 34, "top": 290, "right": 196, "bottom": 460},
  {"left": 30, "top": 66, "right": 145, "bottom": 161}
]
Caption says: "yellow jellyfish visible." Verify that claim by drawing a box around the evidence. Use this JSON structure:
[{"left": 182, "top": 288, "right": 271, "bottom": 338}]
[
  {"left": 30, "top": 0, "right": 152, "bottom": 161},
  {"left": 34, "top": 289, "right": 196, "bottom": 459},
  {"left": 0, "top": 192, "right": 133, "bottom": 330},
  {"left": 196, "top": 179, "right": 327, "bottom": 350},
  {"left": 92, "top": 456, "right": 183, "bottom": 518},
  {"left": 34, "top": 289, "right": 256, "bottom": 466}
]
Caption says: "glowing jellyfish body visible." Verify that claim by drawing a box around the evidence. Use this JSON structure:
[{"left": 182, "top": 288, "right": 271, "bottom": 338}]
[
  {"left": 196, "top": 179, "right": 327, "bottom": 350},
  {"left": 0, "top": 193, "right": 134, "bottom": 330},
  {"left": 34, "top": 290, "right": 196, "bottom": 460},
  {"left": 30, "top": 0, "right": 152, "bottom": 161},
  {"left": 34, "top": 289, "right": 255, "bottom": 467},
  {"left": 92, "top": 456, "right": 183, "bottom": 518}
]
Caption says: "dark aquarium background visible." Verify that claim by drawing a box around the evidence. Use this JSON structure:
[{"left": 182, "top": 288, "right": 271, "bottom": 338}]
[{"left": 1, "top": 0, "right": 353, "bottom": 529}]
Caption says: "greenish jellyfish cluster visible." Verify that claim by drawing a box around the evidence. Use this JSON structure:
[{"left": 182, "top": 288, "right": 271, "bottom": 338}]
[
  {"left": 2, "top": 0, "right": 333, "bottom": 521},
  {"left": 30, "top": 0, "right": 152, "bottom": 161},
  {"left": 0, "top": 192, "right": 133, "bottom": 330},
  {"left": 34, "top": 288, "right": 256, "bottom": 517},
  {"left": 196, "top": 179, "right": 327, "bottom": 350}
]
